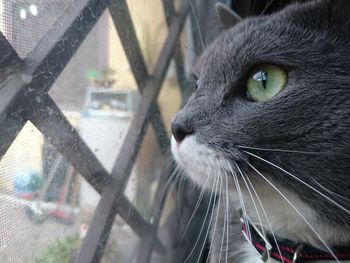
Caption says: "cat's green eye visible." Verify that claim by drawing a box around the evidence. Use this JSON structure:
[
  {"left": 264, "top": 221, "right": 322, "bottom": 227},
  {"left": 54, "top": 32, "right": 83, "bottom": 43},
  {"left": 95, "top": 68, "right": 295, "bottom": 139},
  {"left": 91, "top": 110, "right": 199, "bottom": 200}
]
[{"left": 246, "top": 64, "right": 287, "bottom": 102}]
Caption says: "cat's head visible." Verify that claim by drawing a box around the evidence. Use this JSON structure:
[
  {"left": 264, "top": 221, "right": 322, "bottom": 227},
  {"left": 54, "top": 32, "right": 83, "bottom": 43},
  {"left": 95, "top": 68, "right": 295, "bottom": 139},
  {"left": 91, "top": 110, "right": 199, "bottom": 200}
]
[{"left": 171, "top": 0, "right": 350, "bottom": 228}]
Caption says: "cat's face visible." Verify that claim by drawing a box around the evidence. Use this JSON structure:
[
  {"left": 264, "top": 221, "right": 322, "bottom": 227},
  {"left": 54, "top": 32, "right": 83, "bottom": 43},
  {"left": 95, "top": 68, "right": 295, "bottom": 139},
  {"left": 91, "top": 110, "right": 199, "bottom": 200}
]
[{"left": 171, "top": 0, "right": 350, "bottom": 226}]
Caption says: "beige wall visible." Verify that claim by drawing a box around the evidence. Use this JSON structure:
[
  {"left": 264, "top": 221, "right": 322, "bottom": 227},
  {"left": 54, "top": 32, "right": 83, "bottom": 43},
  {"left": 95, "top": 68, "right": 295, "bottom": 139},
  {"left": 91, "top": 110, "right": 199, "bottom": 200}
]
[{"left": 107, "top": 0, "right": 183, "bottom": 132}]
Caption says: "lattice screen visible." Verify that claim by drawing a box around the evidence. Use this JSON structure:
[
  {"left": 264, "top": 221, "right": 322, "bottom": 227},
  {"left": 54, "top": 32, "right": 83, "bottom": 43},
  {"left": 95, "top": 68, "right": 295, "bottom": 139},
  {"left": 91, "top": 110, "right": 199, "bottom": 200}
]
[{"left": 0, "top": 0, "right": 201, "bottom": 262}]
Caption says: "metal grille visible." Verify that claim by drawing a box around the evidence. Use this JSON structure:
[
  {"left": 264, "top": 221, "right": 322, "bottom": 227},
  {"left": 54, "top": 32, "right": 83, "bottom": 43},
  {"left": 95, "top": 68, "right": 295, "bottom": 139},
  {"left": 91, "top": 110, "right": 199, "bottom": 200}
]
[
  {"left": 1, "top": 0, "right": 72, "bottom": 58},
  {"left": 0, "top": 0, "right": 191, "bottom": 262}
]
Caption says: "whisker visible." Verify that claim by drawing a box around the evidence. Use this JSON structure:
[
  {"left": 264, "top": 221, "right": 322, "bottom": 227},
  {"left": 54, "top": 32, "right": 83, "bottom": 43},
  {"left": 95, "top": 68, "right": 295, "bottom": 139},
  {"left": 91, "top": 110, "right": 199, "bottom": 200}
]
[
  {"left": 235, "top": 164, "right": 265, "bottom": 237},
  {"left": 180, "top": 177, "right": 210, "bottom": 244},
  {"left": 215, "top": 160, "right": 229, "bottom": 263},
  {"left": 243, "top": 150, "right": 350, "bottom": 216},
  {"left": 206, "top": 177, "right": 222, "bottom": 263},
  {"left": 196, "top": 177, "right": 220, "bottom": 263},
  {"left": 184, "top": 176, "right": 218, "bottom": 263},
  {"left": 158, "top": 165, "right": 179, "bottom": 202},
  {"left": 311, "top": 178, "right": 350, "bottom": 203},
  {"left": 260, "top": 0, "right": 275, "bottom": 15},
  {"left": 246, "top": 161, "right": 340, "bottom": 263},
  {"left": 237, "top": 145, "right": 324, "bottom": 155},
  {"left": 235, "top": 163, "right": 284, "bottom": 263},
  {"left": 227, "top": 161, "right": 251, "bottom": 242},
  {"left": 219, "top": 176, "right": 226, "bottom": 263},
  {"left": 177, "top": 175, "right": 185, "bottom": 216},
  {"left": 175, "top": 175, "right": 183, "bottom": 219},
  {"left": 168, "top": 164, "right": 187, "bottom": 221},
  {"left": 225, "top": 173, "right": 229, "bottom": 263}
]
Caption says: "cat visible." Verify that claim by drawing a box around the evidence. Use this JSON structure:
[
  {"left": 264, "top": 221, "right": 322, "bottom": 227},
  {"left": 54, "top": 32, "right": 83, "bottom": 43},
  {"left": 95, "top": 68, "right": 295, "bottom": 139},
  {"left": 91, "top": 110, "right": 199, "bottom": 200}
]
[{"left": 171, "top": 0, "right": 350, "bottom": 262}]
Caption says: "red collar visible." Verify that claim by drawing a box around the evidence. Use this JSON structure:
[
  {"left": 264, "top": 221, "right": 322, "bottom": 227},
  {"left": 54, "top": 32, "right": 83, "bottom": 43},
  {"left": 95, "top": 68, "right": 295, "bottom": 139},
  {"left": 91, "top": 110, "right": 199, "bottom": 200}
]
[{"left": 242, "top": 220, "right": 350, "bottom": 263}]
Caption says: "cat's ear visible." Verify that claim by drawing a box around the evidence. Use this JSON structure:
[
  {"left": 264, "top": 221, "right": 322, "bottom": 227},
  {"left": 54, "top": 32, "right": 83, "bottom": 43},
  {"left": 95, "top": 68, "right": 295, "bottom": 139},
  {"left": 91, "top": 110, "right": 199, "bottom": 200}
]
[{"left": 215, "top": 3, "right": 241, "bottom": 29}]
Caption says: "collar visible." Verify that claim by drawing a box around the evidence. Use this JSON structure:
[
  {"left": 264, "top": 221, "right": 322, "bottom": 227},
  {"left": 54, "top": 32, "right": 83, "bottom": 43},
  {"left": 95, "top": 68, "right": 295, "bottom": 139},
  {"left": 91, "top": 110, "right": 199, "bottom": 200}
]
[{"left": 241, "top": 219, "right": 350, "bottom": 263}]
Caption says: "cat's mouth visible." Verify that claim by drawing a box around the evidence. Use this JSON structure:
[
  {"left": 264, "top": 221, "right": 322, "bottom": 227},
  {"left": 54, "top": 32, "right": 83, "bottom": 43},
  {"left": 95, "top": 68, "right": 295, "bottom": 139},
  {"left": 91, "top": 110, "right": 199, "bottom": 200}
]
[{"left": 171, "top": 135, "right": 236, "bottom": 189}]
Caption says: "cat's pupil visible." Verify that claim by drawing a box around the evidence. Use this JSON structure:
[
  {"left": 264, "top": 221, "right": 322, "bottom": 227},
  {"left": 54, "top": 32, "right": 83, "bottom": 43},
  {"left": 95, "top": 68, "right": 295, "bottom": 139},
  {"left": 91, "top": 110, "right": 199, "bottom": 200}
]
[{"left": 253, "top": 71, "right": 268, "bottom": 89}]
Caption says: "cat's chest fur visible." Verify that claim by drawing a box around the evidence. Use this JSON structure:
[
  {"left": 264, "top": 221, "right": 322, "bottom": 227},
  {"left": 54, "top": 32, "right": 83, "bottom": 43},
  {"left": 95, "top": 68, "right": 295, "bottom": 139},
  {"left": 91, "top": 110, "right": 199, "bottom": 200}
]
[{"left": 209, "top": 181, "right": 350, "bottom": 263}]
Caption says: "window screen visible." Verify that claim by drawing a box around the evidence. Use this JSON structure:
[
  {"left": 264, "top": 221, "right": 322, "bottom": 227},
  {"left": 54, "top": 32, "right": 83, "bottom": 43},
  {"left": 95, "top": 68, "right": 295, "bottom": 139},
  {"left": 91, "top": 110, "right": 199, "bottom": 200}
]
[{"left": 0, "top": 0, "right": 215, "bottom": 262}]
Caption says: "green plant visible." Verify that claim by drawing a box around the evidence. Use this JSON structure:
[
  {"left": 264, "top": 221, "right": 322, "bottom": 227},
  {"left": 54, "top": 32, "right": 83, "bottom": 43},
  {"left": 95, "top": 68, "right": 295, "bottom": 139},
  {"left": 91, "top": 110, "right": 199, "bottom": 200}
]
[{"left": 35, "top": 236, "right": 81, "bottom": 263}]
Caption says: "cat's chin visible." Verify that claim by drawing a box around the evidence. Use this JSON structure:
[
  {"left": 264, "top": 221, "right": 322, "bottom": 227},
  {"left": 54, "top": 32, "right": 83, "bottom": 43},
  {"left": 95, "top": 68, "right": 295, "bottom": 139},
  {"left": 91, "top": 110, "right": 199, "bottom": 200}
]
[{"left": 171, "top": 135, "right": 230, "bottom": 189}]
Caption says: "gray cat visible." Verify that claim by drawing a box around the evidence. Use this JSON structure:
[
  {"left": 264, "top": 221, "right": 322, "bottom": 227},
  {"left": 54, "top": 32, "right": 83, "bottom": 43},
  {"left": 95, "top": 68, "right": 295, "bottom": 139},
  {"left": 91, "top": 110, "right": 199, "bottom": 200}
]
[{"left": 171, "top": 0, "right": 350, "bottom": 262}]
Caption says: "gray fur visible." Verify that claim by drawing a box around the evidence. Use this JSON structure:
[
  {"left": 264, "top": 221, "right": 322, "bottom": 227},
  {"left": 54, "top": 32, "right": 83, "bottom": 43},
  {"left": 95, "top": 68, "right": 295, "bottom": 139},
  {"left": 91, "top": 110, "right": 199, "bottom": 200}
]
[{"left": 172, "top": 0, "right": 350, "bottom": 262}]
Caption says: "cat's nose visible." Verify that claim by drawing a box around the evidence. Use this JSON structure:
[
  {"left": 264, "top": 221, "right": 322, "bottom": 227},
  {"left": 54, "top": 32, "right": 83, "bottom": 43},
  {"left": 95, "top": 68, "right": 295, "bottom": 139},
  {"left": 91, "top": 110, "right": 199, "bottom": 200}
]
[{"left": 171, "top": 120, "right": 194, "bottom": 143}]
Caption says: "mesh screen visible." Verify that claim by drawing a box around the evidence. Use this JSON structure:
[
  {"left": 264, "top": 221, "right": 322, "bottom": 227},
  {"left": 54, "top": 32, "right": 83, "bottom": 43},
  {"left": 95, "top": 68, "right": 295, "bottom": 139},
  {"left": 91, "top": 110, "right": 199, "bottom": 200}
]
[
  {"left": 0, "top": 122, "right": 81, "bottom": 262},
  {"left": 0, "top": 0, "right": 187, "bottom": 262},
  {"left": 0, "top": 0, "right": 72, "bottom": 58}
]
